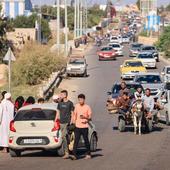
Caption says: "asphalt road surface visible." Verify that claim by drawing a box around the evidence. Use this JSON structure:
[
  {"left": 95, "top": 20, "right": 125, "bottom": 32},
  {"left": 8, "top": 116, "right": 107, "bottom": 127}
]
[{"left": 0, "top": 42, "right": 170, "bottom": 170}]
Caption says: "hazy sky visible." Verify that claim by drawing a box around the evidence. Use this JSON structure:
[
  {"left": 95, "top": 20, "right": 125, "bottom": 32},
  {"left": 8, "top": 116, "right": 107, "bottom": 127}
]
[{"left": 31, "top": 0, "right": 170, "bottom": 6}]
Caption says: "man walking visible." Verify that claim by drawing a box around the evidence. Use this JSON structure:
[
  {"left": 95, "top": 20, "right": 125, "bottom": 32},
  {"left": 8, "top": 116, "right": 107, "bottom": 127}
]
[
  {"left": 57, "top": 90, "right": 74, "bottom": 159},
  {"left": 71, "top": 94, "right": 92, "bottom": 160}
]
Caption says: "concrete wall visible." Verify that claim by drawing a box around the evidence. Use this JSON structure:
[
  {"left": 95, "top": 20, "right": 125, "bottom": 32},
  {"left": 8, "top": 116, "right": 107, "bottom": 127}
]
[
  {"left": 6, "top": 28, "right": 36, "bottom": 49},
  {"left": 138, "top": 36, "right": 158, "bottom": 45}
]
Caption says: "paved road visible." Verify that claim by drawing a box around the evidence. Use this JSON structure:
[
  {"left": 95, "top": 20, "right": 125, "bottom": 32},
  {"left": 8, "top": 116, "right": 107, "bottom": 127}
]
[{"left": 0, "top": 43, "right": 170, "bottom": 170}]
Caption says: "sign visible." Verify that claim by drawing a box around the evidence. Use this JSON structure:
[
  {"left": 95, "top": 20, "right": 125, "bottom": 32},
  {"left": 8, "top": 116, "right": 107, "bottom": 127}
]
[{"left": 3, "top": 47, "right": 16, "bottom": 61}]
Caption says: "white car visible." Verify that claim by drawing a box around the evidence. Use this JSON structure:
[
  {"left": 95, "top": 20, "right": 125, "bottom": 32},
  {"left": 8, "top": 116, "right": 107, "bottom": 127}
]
[
  {"left": 110, "top": 36, "right": 122, "bottom": 44},
  {"left": 161, "top": 66, "right": 170, "bottom": 83},
  {"left": 108, "top": 43, "right": 123, "bottom": 56},
  {"left": 8, "top": 103, "right": 98, "bottom": 157},
  {"left": 135, "top": 52, "right": 156, "bottom": 68},
  {"left": 122, "top": 35, "right": 130, "bottom": 44}
]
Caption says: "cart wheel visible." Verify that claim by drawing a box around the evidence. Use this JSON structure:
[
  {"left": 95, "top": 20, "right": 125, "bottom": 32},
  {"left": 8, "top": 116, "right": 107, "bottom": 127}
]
[
  {"left": 148, "top": 119, "right": 153, "bottom": 132},
  {"left": 90, "top": 133, "right": 98, "bottom": 152},
  {"left": 118, "top": 118, "right": 125, "bottom": 132},
  {"left": 166, "top": 112, "right": 170, "bottom": 126}
]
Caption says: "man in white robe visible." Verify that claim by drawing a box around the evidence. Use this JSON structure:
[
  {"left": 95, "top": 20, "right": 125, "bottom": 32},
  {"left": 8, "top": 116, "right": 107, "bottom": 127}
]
[{"left": 0, "top": 93, "right": 14, "bottom": 153}]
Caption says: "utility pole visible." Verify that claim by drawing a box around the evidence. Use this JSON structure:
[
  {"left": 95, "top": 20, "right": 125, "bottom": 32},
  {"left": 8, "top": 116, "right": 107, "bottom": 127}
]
[
  {"left": 64, "top": 0, "right": 68, "bottom": 55},
  {"left": 74, "top": 0, "right": 77, "bottom": 39},
  {"left": 77, "top": 0, "right": 80, "bottom": 37},
  {"left": 57, "top": 0, "right": 60, "bottom": 56},
  {"left": 80, "top": 0, "right": 83, "bottom": 37}
]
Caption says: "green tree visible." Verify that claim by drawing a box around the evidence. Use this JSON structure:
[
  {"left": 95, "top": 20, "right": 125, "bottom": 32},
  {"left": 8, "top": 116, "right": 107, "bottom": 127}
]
[{"left": 166, "top": 4, "right": 170, "bottom": 11}]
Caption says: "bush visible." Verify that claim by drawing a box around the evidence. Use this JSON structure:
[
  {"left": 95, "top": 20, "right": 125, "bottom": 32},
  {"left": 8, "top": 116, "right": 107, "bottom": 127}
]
[
  {"left": 12, "top": 43, "right": 66, "bottom": 85},
  {"left": 139, "top": 31, "right": 148, "bottom": 37}
]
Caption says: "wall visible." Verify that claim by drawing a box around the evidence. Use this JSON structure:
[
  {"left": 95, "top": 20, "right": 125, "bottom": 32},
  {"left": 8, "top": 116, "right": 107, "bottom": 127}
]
[
  {"left": 138, "top": 36, "right": 158, "bottom": 45},
  {"left": 6, "top": 28, "right": 36, "bottom": 49}
]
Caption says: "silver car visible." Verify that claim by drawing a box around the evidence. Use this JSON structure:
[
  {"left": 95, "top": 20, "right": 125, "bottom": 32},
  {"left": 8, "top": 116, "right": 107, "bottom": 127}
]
[
  {"left": 134, "top": 72, "right": 165, "bottom": 98},
  {"left": 8, "top": 103, "right": 98, "bottom": 157},
  {"left": 161, "top": 66, "right": 170, "bottom": 83},
  {"left": 66, "top": 57, "right": 88, "bottom": 77}
]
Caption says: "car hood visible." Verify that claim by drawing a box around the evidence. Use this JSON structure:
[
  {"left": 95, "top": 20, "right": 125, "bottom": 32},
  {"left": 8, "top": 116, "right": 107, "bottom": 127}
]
[
  {"left": 139, "top": 58, "right": 156, "bottom": 62},
  {"left": 67, "top": 64, "right": 84, "bottom": 68},
  {"left": 141, "top": 83, "right": 164, "bottom": 90}
]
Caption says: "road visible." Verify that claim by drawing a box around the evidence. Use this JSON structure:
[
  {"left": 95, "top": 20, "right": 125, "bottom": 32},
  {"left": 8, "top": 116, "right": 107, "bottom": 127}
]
[{"left": 1, "top": 43, "right": 170, "bottom": 170}]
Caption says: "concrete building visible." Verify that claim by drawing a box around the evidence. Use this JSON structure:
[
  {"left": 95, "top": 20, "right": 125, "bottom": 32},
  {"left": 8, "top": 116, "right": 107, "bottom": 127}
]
[{"left": 0, "top": 0, "right": 32, "bottom": 18}]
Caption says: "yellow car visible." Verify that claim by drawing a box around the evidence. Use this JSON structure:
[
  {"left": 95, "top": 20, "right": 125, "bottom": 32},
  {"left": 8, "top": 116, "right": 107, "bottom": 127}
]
[{"left": 120, "top": 60, "right": 147, "bottom": 80}]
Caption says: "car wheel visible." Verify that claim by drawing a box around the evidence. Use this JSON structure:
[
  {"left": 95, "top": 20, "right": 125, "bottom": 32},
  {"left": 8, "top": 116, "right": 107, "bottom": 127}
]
[
  {"left": 166, "top": 112, "right": 170, "bottom": 126},
  {"left": 90, "top": 133, "right": 98, "bottom": 152},
  {"left": 83, "top": 70, "right": 87, "bottom": 77},
  {"left": 118, "top": 118, "right": 125, "bottom": 132},
  {"left": 156, "top": 59, "right": 159, "bottom": 62},
  {"left": 147, "top": 119, "right": 153, "bottom": 132},
  {"left": 57, "top": 143, "right": 65, "bottom": 157},
  {"left": 9, "top": 149, "right": 21, "bottom": 157}
]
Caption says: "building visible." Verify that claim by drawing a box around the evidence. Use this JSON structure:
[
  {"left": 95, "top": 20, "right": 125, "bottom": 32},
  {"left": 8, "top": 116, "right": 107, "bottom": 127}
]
[{"left": 0, "top": 0, "right": 32, "bottom": 18}]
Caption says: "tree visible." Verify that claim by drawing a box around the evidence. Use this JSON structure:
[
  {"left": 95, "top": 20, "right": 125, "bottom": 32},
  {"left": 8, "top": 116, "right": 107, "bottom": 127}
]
[
  {"left": 136, "top": 0, "right": 140, "bottom": 10},
  {"left": 166, "top": 4, "right": 170, "bottom": 11}
]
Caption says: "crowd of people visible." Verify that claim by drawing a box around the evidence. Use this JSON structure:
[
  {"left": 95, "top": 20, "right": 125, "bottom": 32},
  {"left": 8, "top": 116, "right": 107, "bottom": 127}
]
[{"left": 0, "top": 90, "right": 93, "bottom": 160}]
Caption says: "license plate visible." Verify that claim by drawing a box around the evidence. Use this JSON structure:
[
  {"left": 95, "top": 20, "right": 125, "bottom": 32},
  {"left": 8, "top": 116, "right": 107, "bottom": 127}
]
[{"left": 23, "top": 139, "right": 43, "bottom": 144}]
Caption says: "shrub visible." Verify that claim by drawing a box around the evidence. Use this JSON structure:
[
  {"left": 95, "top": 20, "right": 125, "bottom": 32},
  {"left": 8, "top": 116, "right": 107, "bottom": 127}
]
[{"left": 12, "top": 43, "right": 66, "bottom": 85}]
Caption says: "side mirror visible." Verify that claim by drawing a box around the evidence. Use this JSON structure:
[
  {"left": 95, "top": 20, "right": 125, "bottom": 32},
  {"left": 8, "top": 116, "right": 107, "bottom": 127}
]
[
  {"left": 161, "top": 72, "right": 165, "bottom": 76},
  {"left": 107, "top": 91, "right": 112, "bottom": 95}
]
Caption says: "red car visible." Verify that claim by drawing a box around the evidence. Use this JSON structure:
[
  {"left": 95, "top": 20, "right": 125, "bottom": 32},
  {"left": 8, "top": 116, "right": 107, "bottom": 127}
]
[{"left": 97, "top": 46, "right": 116, "bottom": 61}]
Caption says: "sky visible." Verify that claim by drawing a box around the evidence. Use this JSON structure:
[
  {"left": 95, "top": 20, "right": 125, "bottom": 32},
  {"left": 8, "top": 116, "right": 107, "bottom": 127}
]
[{"left": 31, "top": 0, "right": 170, "bottom": 6}]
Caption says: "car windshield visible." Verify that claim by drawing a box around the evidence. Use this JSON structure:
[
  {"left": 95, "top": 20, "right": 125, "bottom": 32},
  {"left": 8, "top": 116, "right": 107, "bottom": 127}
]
[
  {"left": 14, "top": 109, "right": 56, "bottom": 121},
  {"left": 137, "top": 53, "right": 154, "bottom": 59},
  {"left": 142, "top": 46, "right": 155, "bottom": 51},
  {"left": 135, "top": 75, "right": 162, "bottom": 84},
  {"left": 109, "top": 44, "right": 120, "bottom": 48},
  {"left": 69, "top": 59, "right": 85, "bottom": 64},
  {"left": 167, "top": 68, "right": 170, "bottom": 74},
  {"left": 131, "top": 44, "right": 142, "bottom": 49},
  {"left": 112, "top": 84, "right": 143, "bottom": 94},
  {"left": 111, "top": 37, "right": 118, "bottom": 40},
  {"left": 124, "top": 61, "right": 143, "bottom": 67},
  {"left": 101, "top": 47, "right": 112, "bottom": 51}
]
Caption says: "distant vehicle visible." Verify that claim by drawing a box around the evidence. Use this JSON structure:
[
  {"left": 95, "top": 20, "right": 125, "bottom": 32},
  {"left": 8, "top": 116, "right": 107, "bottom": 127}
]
[
  {"left": 140, "top": 45, "right": 159, "bottom": 62},
  {"left": 106, "top": 82, "right": 144, "bottom": 114},
  {"left": 120, "top": 59, "right": 146, "bottom": 80},
  {"left": 66, "top": 57, "right": 87, "bottom": 77},
  {"left": 108, "top": 43, "right": 123, "bottom": 56},
  {"left": 161, "top": 66, "right": 170, "bottom": 83},
  {"left": 135, "top": 52, "right": 156, "bottom": 68},
  {"left": 134, "top": 73, "right": 164, "bottom": 98},
  {"left": 110, "top": 36, "right": 122, "bottom": 44},
  {"left": 129, "top": 43, "right": 143, "bottom": 57},
  {"left": 97, "top": 46, "right": 116, "bottom": 61},
  {"left": 8, "top": 104, "right": 98, "bottom": 157},
  {"left": 122, "top": 35, "right": 130, "bottom": 43}
]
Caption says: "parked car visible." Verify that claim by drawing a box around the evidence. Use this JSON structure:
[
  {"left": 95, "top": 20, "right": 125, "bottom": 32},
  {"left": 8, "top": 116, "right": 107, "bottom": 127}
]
[
  {"left": 161, "top": 66, "right": 170, "bottom": 83},
  {"left": 120, "top": 59, "right": 146, "bottom": 80},
  {"left": 97, "top": 46, "right": 116, "bottom": 61},
  {"left": 140, "top": 45, "right": 159, "bottom": 62},
  {"left": 8, "top": 103, "right": 98, "bottom": 157},
  {"left": 108, "top": 43, "right": 123, "bottom": 56},
  {"left": 129, "top": 43, "right": 143, "bottom": 57},
  {"left": 106, "top": 82, "right": 144, "bottom": 114},
  {"left": 66, "top": 57, "right": 87, "bottom": 77},
  {"left": 135, "top": 52, "right": 156, "bottom": 69},
  {"left": 134, "top": 73, "right": 165, "bottom": 98}
]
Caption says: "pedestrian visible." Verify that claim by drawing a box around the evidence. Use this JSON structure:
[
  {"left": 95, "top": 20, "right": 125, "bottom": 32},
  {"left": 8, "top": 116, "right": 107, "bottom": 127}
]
[
  {"left": 57, "top": 90, "right": 74, "bottom": 159},
  {"left": 71, "top": 94, "right": 92, "bottom": 160},
  {"left": 14, "top": 96, "right": 25, "bottom": 111},
  {"left": 23, "top": 96, "right": 35, "bottom": 106},
  {"left": 37, "top": 98, "right": 45, "bottom": 104},
  {"left": 0, "top": 93, "right": 14, "bottom": 153}
]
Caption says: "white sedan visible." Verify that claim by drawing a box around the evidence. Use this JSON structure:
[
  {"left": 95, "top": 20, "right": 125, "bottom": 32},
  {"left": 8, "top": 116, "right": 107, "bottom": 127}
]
[
  {"left": 108, "top": 43, "right": 123, "bottom": 56},
  {"left": 135, "top": 52, "right": 156, "bottom": 69},
  {"left": 110, "top": 36, "right": 122, "bottom": 44}
]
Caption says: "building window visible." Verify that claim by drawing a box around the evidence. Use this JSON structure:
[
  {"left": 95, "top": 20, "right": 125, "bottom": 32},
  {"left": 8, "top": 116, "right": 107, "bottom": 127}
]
[
  {"left": 5, "top": 1, "right": 10, "bottom": 17},
  {"left": 14, "top": 1, "right": 19, "bottom": 18}
]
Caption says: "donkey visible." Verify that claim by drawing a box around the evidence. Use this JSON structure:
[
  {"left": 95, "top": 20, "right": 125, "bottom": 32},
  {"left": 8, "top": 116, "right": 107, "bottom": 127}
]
[{"left": 131, "top": 99, "right": 144, "bottom": 135}]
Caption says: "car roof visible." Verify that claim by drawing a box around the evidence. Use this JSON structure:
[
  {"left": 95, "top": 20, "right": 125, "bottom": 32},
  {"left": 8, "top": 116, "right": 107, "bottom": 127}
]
[
  {"left": 136, "top": 72, "right": 160, "bottom": 76},
  {"left": 19, "top": 103, "right": 58, "bottom": 111},
  {"left": 141, "top": 45, "right": 155, "bottom": 48}
]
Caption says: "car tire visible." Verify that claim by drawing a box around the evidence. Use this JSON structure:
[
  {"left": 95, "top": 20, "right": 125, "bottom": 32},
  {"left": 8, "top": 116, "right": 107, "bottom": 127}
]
[
  {"left": 9, "top": 149, "right": 21, "bottom": 157},
  {"left": 147, "top": 119, "right": 153, "bottom": 132},
  {"left": 118, "top": 118, "right": 125, "bottom": 132},
  {"left": 57, "top": 143, "right": 65, "bottom": 157},
  {"left": 166, "top": 112, "right": 170, "bottom": 126},
  {"left": 90, "top": 133, "right": 98, "bottom": 152},
  {"left": 83, "top": 70, "right": 87, "bottom": 77}
]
